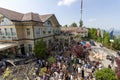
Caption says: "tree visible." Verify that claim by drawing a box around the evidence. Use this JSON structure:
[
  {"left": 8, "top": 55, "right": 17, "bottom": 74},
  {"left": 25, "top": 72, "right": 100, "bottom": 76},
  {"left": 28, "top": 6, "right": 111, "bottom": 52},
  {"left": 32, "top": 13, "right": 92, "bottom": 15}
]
[
  {"left": 34, "top": 39, "right": 46, "bottom": 58},
  {"left": 70, "top": 22, "right": 77, "bottom": 27},
  {"left": 47, "top": 56, "right": 56, "bottom": 64},
  {"left": 112, "top": 35, "right": 120, "bottom": 50},
  {"left": 79, "top": 20, "right": 83, "bottom": 27},
  {"left": 103, "top": 31, "right": 110, "bottom": 47},
  {"left": 63, "top": 25, "right": 68, "bottom": 27},
  {"left": 88, "top": 28, "right": 97, "bottom": 40},
  {"left": 94, "top": 68, "right": 118, "bottom": 80}
]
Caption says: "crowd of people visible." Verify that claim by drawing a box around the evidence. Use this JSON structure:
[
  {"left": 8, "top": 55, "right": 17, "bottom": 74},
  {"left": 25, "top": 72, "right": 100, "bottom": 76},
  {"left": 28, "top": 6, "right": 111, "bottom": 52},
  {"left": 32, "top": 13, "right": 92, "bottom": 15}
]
[
  {"left": 0, "top": 41, "right": 108, "bottom": 80},
  {"left": 35, "top": 42, "right": 103, "bottom": 80}
]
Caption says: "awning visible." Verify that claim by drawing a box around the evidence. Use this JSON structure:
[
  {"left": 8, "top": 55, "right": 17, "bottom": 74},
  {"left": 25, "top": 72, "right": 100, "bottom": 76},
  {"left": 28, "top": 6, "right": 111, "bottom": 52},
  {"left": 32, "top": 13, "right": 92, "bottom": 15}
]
[{"left": 0, "top": 43, "right": 18, "bottom": 51}]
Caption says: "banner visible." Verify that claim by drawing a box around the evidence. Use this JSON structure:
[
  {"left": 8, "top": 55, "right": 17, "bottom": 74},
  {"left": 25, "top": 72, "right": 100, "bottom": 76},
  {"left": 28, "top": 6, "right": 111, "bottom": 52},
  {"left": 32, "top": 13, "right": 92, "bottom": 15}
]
[{"left": 100, "top": 29, "right": 104, "bottom": 38}]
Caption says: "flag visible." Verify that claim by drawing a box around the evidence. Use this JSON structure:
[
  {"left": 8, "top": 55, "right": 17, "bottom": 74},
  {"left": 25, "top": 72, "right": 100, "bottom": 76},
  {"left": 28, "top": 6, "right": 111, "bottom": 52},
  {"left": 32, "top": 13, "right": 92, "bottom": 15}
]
[{"left": 110, "top": 30, "right": 114, "bottom": 39}]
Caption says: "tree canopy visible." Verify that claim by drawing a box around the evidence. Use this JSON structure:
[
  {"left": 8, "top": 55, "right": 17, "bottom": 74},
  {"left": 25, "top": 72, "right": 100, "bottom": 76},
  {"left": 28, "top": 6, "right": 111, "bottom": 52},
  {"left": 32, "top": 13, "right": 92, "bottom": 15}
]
[
  {"left": 70, "top": 22, "right": 77, "bottom": 27},
  {"left": 34, "top": 39, "right": 46, "bottom": 58},
  {"left": 88, "top": 28, "right": 111, "bottom": 47},
  {"left": 94, "top": 68, "right": 118, "bottom": 80},
  {"left": 79, "top": 20, "right": 83, "bottom": 27},
  {"left": 112, "top": 35, "right": 120, "bottom": 50}
]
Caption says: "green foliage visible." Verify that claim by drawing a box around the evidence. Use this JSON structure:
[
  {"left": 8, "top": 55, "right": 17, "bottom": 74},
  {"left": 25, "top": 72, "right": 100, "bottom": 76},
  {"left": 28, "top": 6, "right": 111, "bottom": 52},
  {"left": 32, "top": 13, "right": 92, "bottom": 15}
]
[
  {"left": 34, "top": 39, "right": 46, "bottom": 58},
  {"left": 88, "top": 28, "right": 97, "bottom": 40},
  {"left": 103, "top": 31, "right": 110, "bottom": 46},
  {"left": 3, "top": 67, "right": 11, "bottom": 79},
  {"left": 47, "top": 56, "right": 56, "bottom": 64},
  {"left": 112, "top": 35, "right": 120, "bottom": 50},
  {"left": 88, "top": 28, "right": 119, "bottom": 50},
  {"left": 70, "top": 22, "right": 78, "bottom": 27},
  {"left": 95, "top": 68, "right": 118, "bottom": 80},
  {"left": 79, "top": 20, "right": 83, "bottom": 27},
  {"left": 88, "top": 28, "right": 111, "bottom": 45}
]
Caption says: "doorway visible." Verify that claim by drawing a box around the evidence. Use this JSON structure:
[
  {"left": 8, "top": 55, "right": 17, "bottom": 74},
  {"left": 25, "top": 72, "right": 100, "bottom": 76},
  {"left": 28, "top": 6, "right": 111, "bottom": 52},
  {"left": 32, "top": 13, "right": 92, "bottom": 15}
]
[{"left": 20, "top": 44, "right": 25, "bottom": 55}]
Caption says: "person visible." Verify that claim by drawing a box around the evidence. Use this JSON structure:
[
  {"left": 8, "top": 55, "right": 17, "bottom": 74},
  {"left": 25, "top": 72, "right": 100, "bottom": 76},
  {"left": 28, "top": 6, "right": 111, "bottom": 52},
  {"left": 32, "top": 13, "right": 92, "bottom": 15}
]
[
  {"left": 92, "top": 66, "right": 95, "bottom": 73},
  {"left": 111, "top": 58, "right": 114, "bottom": 66},
  {"left": 26, "top": 52, "right": 29, "bottom": 57},
  {"left": 81, "top": 68, "right": 84, "bottom": 79},
  {"left": 78, "top": 65, "right": 81, "bottom": 74},
  {"left": 108, "top": 64, "right": 111, "bottom": 69},
  {"left": 65, "top": 73, "right": 70, "bottom": 80}
]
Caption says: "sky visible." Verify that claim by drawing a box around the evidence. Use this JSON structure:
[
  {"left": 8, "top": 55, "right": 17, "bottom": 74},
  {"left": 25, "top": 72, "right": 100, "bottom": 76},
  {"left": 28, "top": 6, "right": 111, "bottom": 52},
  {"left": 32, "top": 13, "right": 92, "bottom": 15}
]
[{"left": 0, "top": 0, "right": 120, "bottom": 31}]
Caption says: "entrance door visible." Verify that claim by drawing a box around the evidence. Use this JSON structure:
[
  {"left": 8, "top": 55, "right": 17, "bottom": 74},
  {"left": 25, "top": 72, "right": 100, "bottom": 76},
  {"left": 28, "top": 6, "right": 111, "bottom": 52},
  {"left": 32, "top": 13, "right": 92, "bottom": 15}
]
[{"left": 20, "top": 44, "right": 25, "bottom": 55}]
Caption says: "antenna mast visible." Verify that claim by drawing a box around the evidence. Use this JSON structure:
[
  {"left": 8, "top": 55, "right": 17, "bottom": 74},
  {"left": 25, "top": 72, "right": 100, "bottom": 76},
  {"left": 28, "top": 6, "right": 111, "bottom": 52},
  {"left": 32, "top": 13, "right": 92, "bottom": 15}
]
[{"left": 80, "top": 0, "right": 83, "bottom": 21}]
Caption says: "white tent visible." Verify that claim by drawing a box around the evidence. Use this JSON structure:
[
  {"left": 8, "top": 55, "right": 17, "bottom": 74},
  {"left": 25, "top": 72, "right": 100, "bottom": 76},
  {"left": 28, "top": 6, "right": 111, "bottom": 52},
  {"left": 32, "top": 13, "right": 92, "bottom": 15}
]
[{"left": 0, "top": 43, "right": 18, "bottom": 51}]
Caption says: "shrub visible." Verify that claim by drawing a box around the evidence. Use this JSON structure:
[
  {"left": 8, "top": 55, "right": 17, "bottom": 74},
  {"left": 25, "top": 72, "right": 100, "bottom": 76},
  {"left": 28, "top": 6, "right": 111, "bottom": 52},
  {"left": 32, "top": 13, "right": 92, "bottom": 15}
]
[
  {"left": 94, "top": 68, "right": 118, "bottom": 80},
  {"left": 47, "top": 56, "right": 56, "bottom": 64}
]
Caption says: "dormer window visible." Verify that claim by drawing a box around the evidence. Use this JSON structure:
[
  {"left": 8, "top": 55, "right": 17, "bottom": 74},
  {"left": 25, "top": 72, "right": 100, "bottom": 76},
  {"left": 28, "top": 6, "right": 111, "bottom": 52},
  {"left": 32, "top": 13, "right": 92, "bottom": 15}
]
[{"left": 44, "top": 20, "right": 52, "bottom": 27}]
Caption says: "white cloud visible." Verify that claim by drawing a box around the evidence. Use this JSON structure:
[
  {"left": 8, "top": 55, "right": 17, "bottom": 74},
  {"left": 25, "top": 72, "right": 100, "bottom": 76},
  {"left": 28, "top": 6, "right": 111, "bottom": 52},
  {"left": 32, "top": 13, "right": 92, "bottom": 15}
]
[
  {"left": 58, "top": 0, "right": 76, "bottom": 6},
  {"left": 88, "top": 18, "right": 97, "bottom": 22}
]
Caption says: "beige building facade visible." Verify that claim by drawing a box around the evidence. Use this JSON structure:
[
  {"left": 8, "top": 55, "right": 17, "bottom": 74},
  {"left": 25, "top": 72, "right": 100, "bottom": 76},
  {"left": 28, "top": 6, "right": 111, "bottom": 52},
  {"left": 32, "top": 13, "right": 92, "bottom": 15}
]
[{"left": 0, "top": 7, "right": 60, "bottom": 55}]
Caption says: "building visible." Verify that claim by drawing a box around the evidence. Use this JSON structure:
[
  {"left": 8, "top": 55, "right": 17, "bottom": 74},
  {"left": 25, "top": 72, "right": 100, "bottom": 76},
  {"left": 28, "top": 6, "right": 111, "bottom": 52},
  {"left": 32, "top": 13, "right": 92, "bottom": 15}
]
[
  {"left": 0, "top": 7, "right": 60, "bottom": 55},
  {"left": 61, "top": 27, "right": 88, "bottom": 37},
  {"left": 59, "top": 27, "right": 88, "bottom": 45}
]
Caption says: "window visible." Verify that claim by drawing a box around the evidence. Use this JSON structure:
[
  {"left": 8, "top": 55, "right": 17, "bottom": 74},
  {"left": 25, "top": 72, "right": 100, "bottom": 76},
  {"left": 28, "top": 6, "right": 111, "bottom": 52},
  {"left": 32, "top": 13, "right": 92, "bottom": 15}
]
[
  {"left": 35, "top": 28, "right": 40, "bottom": 37},
  {"left": 0, "top": 28, "right": 5, "bottom": 39},
  {"left": 36, "top": 28, "right": 40, "bottom": 35},
  {"left": 47, "top": 21, "right": 52, "bottom": 27},
  {"left": 11, "top": 28, "right": 16, "bottom": 36},
  {"left": 28, "top": 44, "right": 32, "bottom": 52},
  {"left": 1, "top": 28, "right": 5, "bottom": 35},
  {"left": 48, "top": 31, "right": 51, "bottom": 34},
  {"left": 43, "top": 31, "right": 46, "bottom": 34},
  {"left": 26, "top": 28, "right": 30, "bottom": 36},
  {"left": 0, "top": 29, "right": 1, "bottom": 35},
  {"left": 34, "top": 28, "right": 41, "bottom": 38},
  {"left": 6, "top": 28, "right": 11, "bottom": 36}
]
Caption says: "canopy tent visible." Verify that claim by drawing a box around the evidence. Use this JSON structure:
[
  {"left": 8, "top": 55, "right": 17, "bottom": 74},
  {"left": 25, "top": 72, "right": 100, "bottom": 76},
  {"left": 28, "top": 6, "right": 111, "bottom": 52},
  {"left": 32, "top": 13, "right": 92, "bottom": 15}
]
[
  {"left": 83, "top": 42, "right": 91, "bottom": 48},
  {"left": 79, "top": 41, "right": 86, "bottom": 45},
  {"left": 79, "top": 41, "right": 91, "bottom": 48},
  {"left": 0, "top": 43, "right": 18, "bottom": 51}
]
